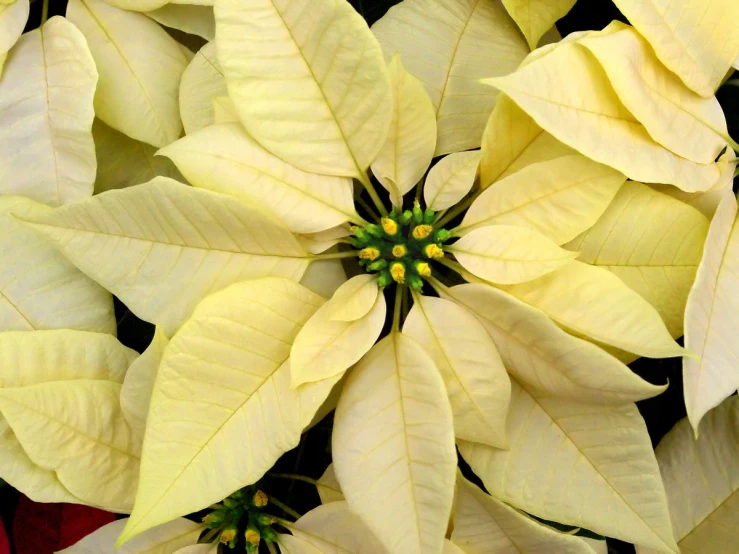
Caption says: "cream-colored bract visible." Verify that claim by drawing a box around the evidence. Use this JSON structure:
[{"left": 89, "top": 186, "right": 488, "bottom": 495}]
[
  {"left": 635, "top": 397, "right": 739, "bottom": 554},
  {"left": 371, "top": 55, "right": 437, "bottom": 208},
  {"left": 333, "top": 334, "right": 456, "bottom": 554},
  {"left": 178, "top": 42, "right": 226, "bottom": 135},
  {"left": 324, "top": 274, "right": 379, "bottom": 322},
  {"left": 159, "top": 123, "right": 359, "bottom": 234},
  {"left": 502, "top": 0, "right": 576, "bottom": 50},
  {"left": 424, "top": 151, "right": 482, "bottom": 212},
  {"left": 404, "top": 295, "right": 510, "bottom": 447},
  {"left": 102, "top": 0, "right": 170, "bottom": 11},
  {"left": 316, "top": 463, "right": 344, "bottom": 504},
  {"left": 145, "top": 4, "right": 214, "bottom": 41},
  {"left": 21, "top": 177, "right": 311, "bottom": 336},
  {"left": 120, "top": 278, "right": 342, "bottom": 543},
  {"left": 372, "top": 0, "right": 529, "bottom": 155},
  {"left": 612, "top": 0, "right": 739, "bottom": 97},
  {"left": 58, "top": 517, "right": 202, "bottom": 554},
  {"left": 215, "top": 0, "right": 392, "bottom": 179},
  {"left": 567, "top": 182, "right": 709, "bottom": 340},
  {"left": 459, "top": 380, "right": 678, "bottom": 552},
  {"left": 450, "top": 225, "right": 578, "bottom": 285},
  {"left": 0, "top": 0, "right": 27, "bottom": 62},
  {"left": 0, "top": 17, "right": 97, "bottom": 206},
  {"left": 452, "top": 473, "right": 600, "bottom": 553},
  {"left": 67, "top": 0, "right": 189, "bottom": 148},
  {"left": 460, "top": 154, "right": 625, "bottom": 244},
  {"left": 0, "top": 331, "right": 140, "bottom": 513},
  {"left": 683, "top": 190, "right": 739, "bottom": 434}
]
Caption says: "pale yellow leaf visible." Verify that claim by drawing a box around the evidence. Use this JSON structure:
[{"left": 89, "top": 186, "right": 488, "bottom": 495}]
[
  {"left": 450, "top": 225, "right": 577, "bottom": 285},
  {"left": 566, "top": 181, "right": 709, "bottom": 340},
  {"left": 683, "top": 190, "right": 739, "bottom": 433},
  {"left": 485, "top": 42, "right": 723, "bottom": 192},
  {"left": 316, "top": 464, "right": 344, "bottom": 504},
  {"left": 178, "top": 42, "right": 226, "bottom": 135},
  {"left": 211, "top": 95, "right": 238, "bottom": 125},
  {"left": 58, "top": 518, "right": 202, "bottom": 554},
  {"left": 404, "top": 294, "right": 510, "bottom": 447},
  {"left": 0, "top": 17, "right": 97, "bottom": 206},
  {"left": 0, "top": 52, "right": 6, "bottom": 76},
  {"left": 437, "top": 282, "right": 666, "bottom": 404},
  {"left": 424, "top": 151, "right": 482, "bottom": 212},
  {"left": 459, "top": 379, "right": 678, "bottom": 552},
  {"left": 635, "top": 397, "right": 739, "bottom": 554},
  {"left": 21, "top": 177, "right": 310, "bottom": 336},
  {"left": 612, "top": 0, "right": 739, "bottom": 97},
  {"left": 579, "top": 26, "right": 729, "bottom": 164},
  {"left": 215, "top": 0, "right": 392, "bottom": 179},
  {"left": 288, "top": 501, "right": 388, "bottom": 554},
  {"left": 371, "top": 54, "right": 436, "bottom": 207},
  {"left": 299, "top": 257, "right": 347, "bottom": 300},
  {"left": 479, "top": 94, "right": 576, "bottom": 188},
  {"left": 101, "top": 0, "right": 169, "bottom": 11},
  {"left": 297, "top": 226, "right": 351, "bottom": 255},
  {"left": 120, "top": 328, "right": 169, "bottom": 441},
  {"left": 159, "top": 123, "right": 358, "bottom": 234},
  {"left": 93, "top": 119, "right": 185, "bottom": 194},
  {"left": 461, "top": 154, "right": 625, "bottom": 244},
  {"left": 0, "top": 0, "right": 27, "bottom": 60},
  {"left": 0, "top": 196, "right": 115, "bottom": 334},
  {"left": 120, "top": 278, "right": 342, "bottom": 542},
  {"left": 174, "top": 545, "right": 219, "bottom": 554},
  {"left": 372, "top": 0, "right": 529, "bottom": 155},
  {"left": 146, "top": 4, "right": 214, "bottom": 41},
  {"left": 452, "top": 474, "right": 600, "bottom": 554},
  {"left": 502, "top": 0, "right": 576, "bottom": 50},
  {"left": 279, "top": 534, "right": 324, "bottom": 554},
  {"left": 67, "top": 0, "right": 189, "bottom": 147},
  {"left": 322, "top": 274, "right": 378, "bottom": 322},
  {"left": 290, "top": 288, "right": 386, "bottom": 387},
  {"left": 333, "top": 333, "right": 457, "bottom": 554},
  {"left": 172, "top": 0, "right": 212, "bottom": 4},
  {"left": 503, "top": 260, "right": 685, "bottom": 358}
]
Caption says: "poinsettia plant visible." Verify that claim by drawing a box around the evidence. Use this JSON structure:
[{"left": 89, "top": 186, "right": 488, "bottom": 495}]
[{"left": 1, "top": 0, "right": 739, "bottom": 553}]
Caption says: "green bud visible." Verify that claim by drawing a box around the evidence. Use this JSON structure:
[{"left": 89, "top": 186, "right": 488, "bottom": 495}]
[
  {"left": 352, "top": 227, "right": 369, "bottom": 241},
  {"left": 389, "top": 209, "right": 398, "bottom": 219},
  {"left": 220, "top": 525, "right": 238, "bottom": 545},
  {"left": 367, "top": 259, "right": 388, "bottom": 271},
  {"left": 434, "top": 229, "right": 451, "bottom": 243},
  {"left": 408, "top": 275, "right": 424, "bottom": 291},
  {"left": 202, "top": 511, "right": 226, "bottom": 528},
  {"left": 423, "top": 209, "right": 435, "bottom": 224},
  {"left": 261, "top": 526, "right": 278, "bottom": 543},
  {"left": 223, "top": 498, "right": 239, "bottom": 509},
  {"left": 377, "top": 270, "right": 393, "bottom": 287},
  {"left": 245, "top": 525, "right": 261, "bottom": 547},
  {"left": 350, "top": 238, "right": 365, "bottom": 248},
  {"left": 401, "top": 210, "right": 413, "bottom": 225},
  {"left": 246, "top": 544, "right": 258, "bottom": 554},
  {"left": 412, "top": 201, "right": 423, "bottom": 224},
  {"left": 256, "top": 514, "right": 277, "bottom": 526},
  {"left": 365, "top": 224, "right": 383, "bottom": 238}
]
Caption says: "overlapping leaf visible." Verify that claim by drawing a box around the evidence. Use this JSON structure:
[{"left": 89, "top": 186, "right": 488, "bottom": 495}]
[
  {"left": 502, "top": 0, "right": 576, "bottom": 50},
  {"left": 424, "top": 151, "right": 482, "bottom": 212},
  {"left": 0, "top": 0, "right": 27, "bottom": 63},
  {"left": 178, "top": 42, "right": 226, "bottom": 135},
  {"left": 146, "top": 4, "right": 215, "bottom": 41}
]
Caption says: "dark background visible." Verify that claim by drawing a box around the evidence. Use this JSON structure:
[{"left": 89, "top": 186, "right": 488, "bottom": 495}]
[{"left": 3, "top": 0, "right": 738, "bottom": 553}]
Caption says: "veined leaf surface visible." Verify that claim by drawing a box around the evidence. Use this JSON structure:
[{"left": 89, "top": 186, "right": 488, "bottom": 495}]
[
  {"left": 502, "top": 0, "right": 576, "bottom": 50},
  {"left": 0, "top": 0, "right": 27, "bottom": 61},
  {"left": 178, "top": 42, "right": 226, "bottom": 135},
  {"left": 145, "top": 4, "right": 215, "bottom": 41},
  {"left": 324, "top": 274, "right": 379, "bottom": 322},
  {"left": 424, "top": 150, "right": 482, "bottom": 212}
]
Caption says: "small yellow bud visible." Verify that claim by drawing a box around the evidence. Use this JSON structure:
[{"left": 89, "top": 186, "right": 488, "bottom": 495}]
[
  {"left": 390, "top": 262, "right": 406, "bottom": 284},
  {"left": 415, "top": 262, "right": 432, "bottom": 277},
  {"left": 253, "top": 490, "right": 268, "bottom": 507},
  {"left": 245, "top": 528, "right": 261, "bottom": 547},
  {"left": 381, "top": 217, "right": 398, "bottom": 236},
  {"left": 424, "top": 244, "right": 445, "bottom": 259},
  {"left": 359, "top": 247, "right": 381, "bottom": 261},
  {"left": 412, "top": 224, "right": 433, "bottom": 239},
  {"left": 391, "top": 244, "right": 407, "bottom": 258},
  {"left": 220, "top": 528, "right": 237, "bottom": 544}
]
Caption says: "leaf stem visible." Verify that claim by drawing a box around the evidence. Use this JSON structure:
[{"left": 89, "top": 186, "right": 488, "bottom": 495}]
[
  {"left": 40, "top": 0, "right": 49, "bottom": 25},
  {"left": 312, "top": 250, "right": 358, "bottom": 260},
  {"left": 392, "top": 285, "right": 405, "bottom": 332},
  {"left": 435, "top": 190, "right": 480, "bottom": 229},
  {"left": 268, "top": 473, "right": 319, "bottom": 486},
  {"left": 437, "top": 257, "right": 486, "bottom": 284},
  {"left": 357, "top": 172, "right": 388, "bottom": 217},
  {"left": 414, "top": 178, "right": 424, "bottom": 203},
  {"left": 267, "top": 542, "right": 279, "bottom": 554},
  {"left": 734, "top": 167, "right": 739, "bottom": 178},
  {"left": 356, "top": 195, "right": 380, "bottom": 221},
  {"left": 268, "top": 495, "right": 302, "bottom": 521}
]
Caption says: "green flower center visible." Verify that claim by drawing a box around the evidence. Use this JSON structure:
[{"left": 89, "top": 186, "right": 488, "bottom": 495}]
[{"left": 351, "top": 202, "right": 451, "bottom": 290}]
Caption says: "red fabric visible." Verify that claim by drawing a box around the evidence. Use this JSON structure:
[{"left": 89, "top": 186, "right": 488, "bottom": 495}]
[
  {"left": 0, "top": 519, "right": 10, "bottom": 554},
  {"left": 12, "top": 496, "right": 115, "bottom": 554}
]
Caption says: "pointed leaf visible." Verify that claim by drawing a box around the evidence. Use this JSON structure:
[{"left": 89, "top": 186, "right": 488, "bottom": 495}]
[
  {"left": 120, "top": 278, "right": 342, "bottom": 542},
  {"left": 452, "top": 474, "right": 600, "bottom": 553},
  {"left": 159, "top": 123, "right": 358, "bottom": 234},
  {"left": 0, "top": 196, "right": 115, "bottom": 334},
  {"left": 485, "top": 42, "right": 723, "bottom": 192},
  {"left": 579, "top": 26, "right": 729, "bottom": 164},
  {"left": 297, "top": 226, "right": 351, "bottom": 255},
  {"left": 316, "top": 464, "right": 344, "bottom": 504},
  {"left": 479, "top": 94, "right": 575, "bottom": 188},
  {"left": 372, "top": 0, "right": 529, "bottom": 155},
  {"left": 371, "top": 54, "right": 437, "bottom": 207},
  {"left": 612, "top": 0, "right": 739, "bottom": 97},
  {"left": 299, "top": 258, "right": 348, "bottom": 300},
  {"left": 290, "top": 287, "right": 386, "bottom": 387},
  {"left": 424, "top": 151, "right": 482, "bottom": 212},
  {"left": 0, "top": 0, "right": 27, "bottom": 60},
  {"left": 502, "top": 0, "right": 576, "bottom": 50},
  {"left": 58, "top": 518, "right": 202, "bottom": 554},
  {"left": 404, "top": 295, "right": 510, "bottom": 447},
  {"left": 504, "top": 261, "right": 685, "bottom": 358},
  {"left": 333, "top": 334, "right": 457, "bottom": 554},
  {"left": 21, "top": 177, "right": 310, "bottom": 335},
  {"left": 215, "top": 0, "right": 392, "bottom": 179},
  {"left": 459, "top": 379, "right": 678, "bottom": 552},
  {"left": 178, "top": 42, "right": 226, "bottom": 135},
  {"left": 0, "top": 17, "right": 97, "bottom": 206},
  {"left": 683, "top": 190, "right": 739, "bottom": 433},
  {"left": 324, "top": 274, "right": 379, "bottom": 322},
  {"left": 146, "top": 4, "right": 214, "bottom": 41},
  {"left": 450, "top": 225, "right": 577, "bottom": 285},
  {"left": 93, "top": 119, "right": 185, "bottom": 194},
  {"left": 635, "top": 397, "right": 739, "bottom": 554},
  {"left": 289, "top": 501, "right": 388, "bottom": 554},
  {"left": 566, "top": 181, "right": 709, "bottom": 340},
  {"left": 438, "top": 283, "right": 666, "bottom": 404},
  {"left": 461, "top": 154, "right": 625, "bottom": 244},
  {"left": 67, "top": 0, "right": 189, "bottom": 147}
]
